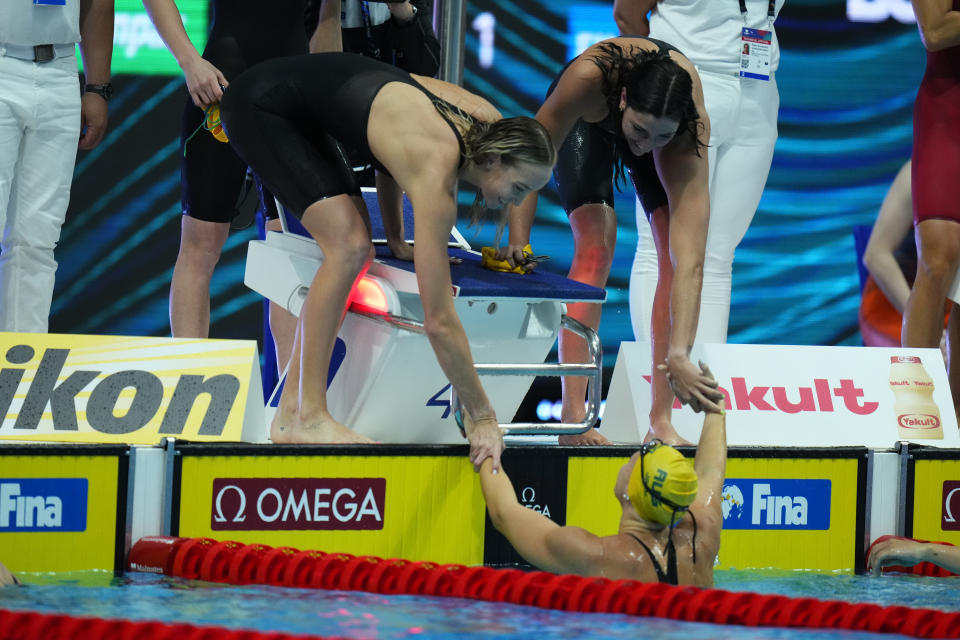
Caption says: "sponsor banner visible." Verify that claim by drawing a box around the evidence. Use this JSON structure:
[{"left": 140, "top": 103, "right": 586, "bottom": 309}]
[
  {"left": 0, "top": 478, "right": 88, "bottom": 532},
  {"left": 177, "top": 452, "right": 484, "bottom": 565},
  {"left": 0, "top": 453, "right": 122, "bottom": 572},
  {"left": 909, "top": 458, "right": 960, "bottom": 545},
  {"left": 566, "top": 454, "right": 861, "bottom": 572},
  {"left": 0, "top": 332, "right": 265, "bottom": 444},
  {"left": 603, "top": 342, "right": 959, "bottom": 448},
  {"left": 720, "top": 479, "right": 830, "bottom": 530},
  {"left": 211, "top": 478, "right": 385, "bottom": 531}
]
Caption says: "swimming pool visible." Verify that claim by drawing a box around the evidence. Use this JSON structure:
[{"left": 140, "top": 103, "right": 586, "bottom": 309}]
[{"left": 1, "top": 569, "right": 957, "bottom": 639}]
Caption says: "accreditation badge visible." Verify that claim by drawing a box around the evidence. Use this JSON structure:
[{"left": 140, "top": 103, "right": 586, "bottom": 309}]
[{"left": 739, "top": 27, "right": 772, "bottom": 81}]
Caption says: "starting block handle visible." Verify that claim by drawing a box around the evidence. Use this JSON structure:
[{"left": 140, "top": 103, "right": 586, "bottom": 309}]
[
  {"left": 348, "top": 310, "right": 603, "bottom": 436},
  {"left": 452, "top": 314, "right": 602, "bottom": 436}
]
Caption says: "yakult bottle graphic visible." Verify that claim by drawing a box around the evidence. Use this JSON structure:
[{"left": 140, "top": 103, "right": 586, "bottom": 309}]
[{"left": 889, "top": 356, "right": 943, "bottom": 439}]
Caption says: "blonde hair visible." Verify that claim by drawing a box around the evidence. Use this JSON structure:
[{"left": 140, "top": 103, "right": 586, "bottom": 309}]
[{"left": 432, "top": 101, "right": 556, "bottom": 226}]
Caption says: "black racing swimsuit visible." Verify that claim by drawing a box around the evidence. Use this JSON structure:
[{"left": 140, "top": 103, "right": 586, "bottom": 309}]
[
  {"left": 179, "top": 0, "right": 309, "bottom": 222},
  {"left": 628, "top": 533, "right": 679, "bottom": 585},
  {"left": 550, "top": 36, "right": 683, "bottom": 217},
  {"left": 220, "top": 52, "right": 466, "bottom": 218}
]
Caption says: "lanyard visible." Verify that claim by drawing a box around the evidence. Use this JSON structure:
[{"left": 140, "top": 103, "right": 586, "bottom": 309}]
[
  {"left": 359, "top": 1, "right": 382, "bottom": 59},
  {"left": 738, "top": 0, "right": 776, "bottom": 24}
]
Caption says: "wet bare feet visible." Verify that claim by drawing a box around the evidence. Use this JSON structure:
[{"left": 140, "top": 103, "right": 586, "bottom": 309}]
[
  {"left": 558, "top": 427, "right": 611, "bottom": 446},
  {"left": 271, "top": 408, "right": 374, "bottom": 444}
]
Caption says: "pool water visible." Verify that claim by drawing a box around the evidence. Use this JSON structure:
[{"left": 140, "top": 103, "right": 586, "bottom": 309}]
[{"left": 1, "top": 570, "right": 957, "bottom": 639}]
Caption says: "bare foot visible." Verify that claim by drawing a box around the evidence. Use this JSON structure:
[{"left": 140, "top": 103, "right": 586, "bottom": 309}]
[
  {"left": 644, "top": 421, "right": 692, "bottom": 446},
  {"left": 271, "top": 408, "right": 374, "bottom": 444},
  {"left": 558, "top": 427, "right": 611, "bottom": 446}
]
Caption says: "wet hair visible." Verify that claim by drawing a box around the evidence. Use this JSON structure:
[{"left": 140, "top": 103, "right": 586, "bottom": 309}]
[
  {"left": 589, "top": 41, "right": 706, "bottom": 189},
  {"left": 433, "top": 101, "right": 556, "bottom": 226}
]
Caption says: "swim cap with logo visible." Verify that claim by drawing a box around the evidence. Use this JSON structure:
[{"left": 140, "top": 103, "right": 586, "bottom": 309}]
[{"left": 627, "top": 442, "right": 698, "bottom": 527}]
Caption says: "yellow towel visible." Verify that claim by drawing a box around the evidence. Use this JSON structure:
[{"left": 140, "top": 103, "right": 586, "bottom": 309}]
[{"left": 481, "top": 245, "right": 533, "bottom": 274}]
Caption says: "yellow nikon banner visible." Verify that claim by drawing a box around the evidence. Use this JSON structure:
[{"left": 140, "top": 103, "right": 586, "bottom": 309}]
[
  {"left": 0, "top": 445, "right": 127, "bottom": 573},
  {"left": 0, "top": 332, "right": 264, "bottom": 444},
  {"left": 906, "top": 447, "right": 960, "bottom": 545},
  {"left": 174, "top": 444, "right": 485, "bottom": 565},
  {"left": 567, "top": 449, "right": 866, "bottom": 573}
]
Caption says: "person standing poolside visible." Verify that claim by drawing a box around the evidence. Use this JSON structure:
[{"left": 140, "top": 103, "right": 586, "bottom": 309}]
[
  {"left": 0, "top": 0, "right": 113, "bottom": 333},
  {"left": 901, "top": 0, "right": 960, "bottom": 394},
  {"left": 615, "top": 0, "right": 783, "bottom": 368},
  {"left": 220, "top": 52, "right": 556, "bottom": 467},
  {"left": 478, "top": 394, "right": 726, "bottom": 586},
  {"left": 501, "top": 36, "right": 724, "bottom": 445},
  {"left": 143, "top": 0, "right": 313, "bottom": 338}
]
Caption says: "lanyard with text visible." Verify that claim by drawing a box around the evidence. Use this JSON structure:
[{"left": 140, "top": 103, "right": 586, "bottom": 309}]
[{"left": 738, "top": 0, "right": 775, "bottom": 80}]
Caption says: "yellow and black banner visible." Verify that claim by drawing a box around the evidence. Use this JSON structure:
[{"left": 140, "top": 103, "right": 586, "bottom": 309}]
[
  {"left": 0, "top": 444, "right": 128, "bottom": 573},
  {"left": 905, "top": 445, "right": 960, "bottom": 545}
]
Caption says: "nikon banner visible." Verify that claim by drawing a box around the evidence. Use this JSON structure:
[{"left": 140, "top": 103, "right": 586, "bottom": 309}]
[
  {"left": 603, "top": 342, "right": 960, "bottom": 448},
  {"left": 0, "top": 333, "right": 265, "bottom": 444}
]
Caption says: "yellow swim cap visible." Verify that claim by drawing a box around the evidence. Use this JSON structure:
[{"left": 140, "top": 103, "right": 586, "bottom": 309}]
[{"left": 627, "top": 442, "right": 698, "bottom": 527}]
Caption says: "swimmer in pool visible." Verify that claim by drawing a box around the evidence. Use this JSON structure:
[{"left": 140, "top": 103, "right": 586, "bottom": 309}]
[
  {"left": 868, "top": 537, "right": 960, "bottom": 576},
  {"left": 0, "top": 561, "right": 18, "bottom": 587},
  {"left": 477, "top": 387, "right": 726, "bottom": 587}
]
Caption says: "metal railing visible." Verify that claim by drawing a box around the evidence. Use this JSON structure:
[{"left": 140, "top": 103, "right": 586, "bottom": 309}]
[{"left": 352, "top": 309, "right": 602, "bottom": 436}]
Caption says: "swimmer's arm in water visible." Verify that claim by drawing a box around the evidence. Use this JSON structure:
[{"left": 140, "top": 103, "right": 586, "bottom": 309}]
[
  {"left": 409, "top": 177, "right": 503, "bottom": 471},
  {"left": 868, "top": 538, "right": 960, "bottom": 576},
  {"left": 0, "top": 561, "right": 18, "bottom": 587},
  {"left": 142, "top": 0, "right": 227, "bottom": 107},
  {"left": 479, "top": 459, "right": 602, "bottom": 575}
]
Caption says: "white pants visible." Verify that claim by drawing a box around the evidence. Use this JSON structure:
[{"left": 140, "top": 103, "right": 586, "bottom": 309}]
[
  {"left": 0, "top": 52, "right": 80, "bottom": 332},
  {"left": 629, "top": 70, "right": 779, "bottom": 344}
]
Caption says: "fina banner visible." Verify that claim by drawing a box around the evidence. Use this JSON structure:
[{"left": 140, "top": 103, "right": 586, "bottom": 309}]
[
  {"left": 602, "top": 342, "right": 960, "bottom": 448},
  {"left": 0, "top": 332, "right": 265, "bottom": 444}
]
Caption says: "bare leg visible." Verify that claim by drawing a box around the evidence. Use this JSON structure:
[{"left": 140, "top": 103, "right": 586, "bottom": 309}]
[
  {"left": 647, "top": 205, "right": 692, "bottom": 445},
  {"left": 903, "top": 220, "right": 960, "bottom": 349},
  {"left": 558, "top": 202, "right": 616, "bottom": 445},
  {"left": 169, "top": 216, "right": 230, "bottom": 338},
  {"left": 271, "top": 195, "right": 375, "bottom": 444},
  {"left": 946, "top": 303, "right": 960, "bottom": 425}
]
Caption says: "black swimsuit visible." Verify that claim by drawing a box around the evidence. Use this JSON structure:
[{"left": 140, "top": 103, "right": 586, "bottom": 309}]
[
  {"left": 179, "top": 0, "right": 309, "bottom": 223},
  {"left": 628, "top": 533, "right": 679, "bottom": 585},
  {"left": 220, "top": 52, "right": 466, "bottom": 218},
  {"left": 549, "top": 36, "right": 684, "bottom": 218}
]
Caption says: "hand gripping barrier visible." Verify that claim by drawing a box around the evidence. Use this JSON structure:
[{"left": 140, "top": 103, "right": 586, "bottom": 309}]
[
  {"left": 123, "top": 536, "right": 960, "bottom": 639},
  {"left": 866, "top": 535, "right": 960, "bottom": 578}
]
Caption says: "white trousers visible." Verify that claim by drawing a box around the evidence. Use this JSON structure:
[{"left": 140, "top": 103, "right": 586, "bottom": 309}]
[
  {"left": 0, "top": 52, "right": 80, "bottom": 332},
  {"left": 629, "top": 70, "right": 779, "bottom": 344}
]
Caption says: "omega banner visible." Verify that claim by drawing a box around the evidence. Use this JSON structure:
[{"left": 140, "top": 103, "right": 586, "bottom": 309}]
[
  {"left": 602, "top": 342, "right": 960, "bottom": 448},
  {"left": 0, "top": 332, "right": 265, "bottom": 444}
]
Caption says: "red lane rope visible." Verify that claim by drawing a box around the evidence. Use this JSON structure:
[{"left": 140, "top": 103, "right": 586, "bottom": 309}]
[
  {"left": 122, "top": 536, "right": 960, "bottom": 639},
  {"left": 0, "top": 608, "right": 348, "bottom": 640}
]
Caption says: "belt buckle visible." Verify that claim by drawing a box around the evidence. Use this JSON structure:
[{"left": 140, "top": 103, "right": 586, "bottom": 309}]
[{"left": 33, "top": 44, "right": 55, "bottom": 63}]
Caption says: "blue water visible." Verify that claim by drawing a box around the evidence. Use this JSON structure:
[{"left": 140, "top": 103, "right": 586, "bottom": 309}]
[{"left": 0, "top": 570, "right": 957, "bottom": 639}]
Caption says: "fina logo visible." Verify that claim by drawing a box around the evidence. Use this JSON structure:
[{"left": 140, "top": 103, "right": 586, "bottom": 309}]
[
  {"left": 720, "top": 479, "right": 831, "bottom": 530},
  {"left": 0, "top": 478, "right": 88, "bottom": 532}
]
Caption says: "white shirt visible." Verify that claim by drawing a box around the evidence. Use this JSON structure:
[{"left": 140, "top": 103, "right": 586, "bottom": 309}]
[
  {"left": 649, "top": 0, "right": 785, "bottom": 76},
  {"left": 0, "top": 0, "right": 81, "bottom": 47}
]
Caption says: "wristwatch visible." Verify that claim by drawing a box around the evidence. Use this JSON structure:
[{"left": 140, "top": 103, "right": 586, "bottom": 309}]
[{"left": 84, "top": 83, "right": 114, "bottom": 102}]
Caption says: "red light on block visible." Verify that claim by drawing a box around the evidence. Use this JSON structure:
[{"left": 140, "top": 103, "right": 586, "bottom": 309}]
[{"left": 349, "top": 276, "right": 389, "bottom": 314}]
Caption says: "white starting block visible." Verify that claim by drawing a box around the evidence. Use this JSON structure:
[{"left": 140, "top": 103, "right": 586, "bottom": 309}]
[{"left": 244, "top": 188, "right": 606, "bottom": 444}]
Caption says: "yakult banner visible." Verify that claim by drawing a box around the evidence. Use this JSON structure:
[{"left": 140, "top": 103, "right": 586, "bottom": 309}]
[
  {"left": 602, "top": 342, "right": 960, "bottom": 448},
  {"left": 0, "top": 332, "right": 265, "bottom": 444}
]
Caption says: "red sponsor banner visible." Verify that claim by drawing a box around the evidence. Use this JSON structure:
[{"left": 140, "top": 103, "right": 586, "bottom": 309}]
[
  {"left": 211, "top": 478, "right": 385, "bottom": 531},
  {"left": 943, "top": 481, "right": 960, "bottom": 531}
]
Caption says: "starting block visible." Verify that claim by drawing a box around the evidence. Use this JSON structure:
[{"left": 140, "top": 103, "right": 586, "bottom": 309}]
[{"left": 244, "top": 188, "right": 606, "bottom": 444}]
